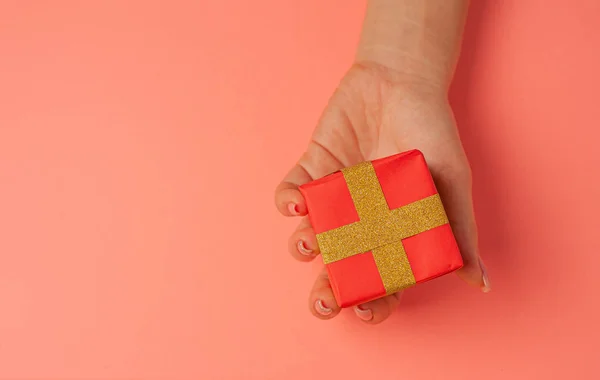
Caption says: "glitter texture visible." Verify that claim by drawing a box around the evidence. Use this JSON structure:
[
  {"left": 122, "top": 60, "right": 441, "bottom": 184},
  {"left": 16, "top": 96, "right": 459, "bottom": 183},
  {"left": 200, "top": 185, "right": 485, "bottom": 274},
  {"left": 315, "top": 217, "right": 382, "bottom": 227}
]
[
  {"left": 372, "top": 241, "right": 415, "bottom": 294},
  {"left": 315, "top": 161, "right": 449, "bottom": 294}
]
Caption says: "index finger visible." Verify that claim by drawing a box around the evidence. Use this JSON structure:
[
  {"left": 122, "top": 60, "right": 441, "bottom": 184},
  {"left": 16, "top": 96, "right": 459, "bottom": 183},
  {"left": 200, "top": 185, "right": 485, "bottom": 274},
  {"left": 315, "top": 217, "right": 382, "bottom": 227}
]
[
  {"left": 274, "top": 163, "right": 313, "bottom": 217},
  {"left": 274, "top": 141, "right": 346, "bottom": 217}
]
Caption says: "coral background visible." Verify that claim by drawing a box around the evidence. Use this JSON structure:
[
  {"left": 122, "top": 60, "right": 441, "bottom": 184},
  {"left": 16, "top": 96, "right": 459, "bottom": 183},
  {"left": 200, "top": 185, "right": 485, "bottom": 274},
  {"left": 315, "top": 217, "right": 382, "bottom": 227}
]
[{"left": 1, "top": 1, "right": 598, "bottom": 379}]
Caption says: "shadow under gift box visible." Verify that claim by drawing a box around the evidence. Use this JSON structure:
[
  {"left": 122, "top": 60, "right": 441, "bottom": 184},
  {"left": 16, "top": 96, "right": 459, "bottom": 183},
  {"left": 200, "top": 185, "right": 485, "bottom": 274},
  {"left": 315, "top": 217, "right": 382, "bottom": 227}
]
[{"left": 299, "top": 150, "right": 463, "bottom": 308}]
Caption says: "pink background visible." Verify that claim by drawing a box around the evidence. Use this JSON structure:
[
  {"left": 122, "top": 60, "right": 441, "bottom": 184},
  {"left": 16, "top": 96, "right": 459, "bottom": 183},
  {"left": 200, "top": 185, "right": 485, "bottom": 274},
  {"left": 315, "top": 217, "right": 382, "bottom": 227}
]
[{"left": 1, "top": 1, "right": 599, "bottom": 379}]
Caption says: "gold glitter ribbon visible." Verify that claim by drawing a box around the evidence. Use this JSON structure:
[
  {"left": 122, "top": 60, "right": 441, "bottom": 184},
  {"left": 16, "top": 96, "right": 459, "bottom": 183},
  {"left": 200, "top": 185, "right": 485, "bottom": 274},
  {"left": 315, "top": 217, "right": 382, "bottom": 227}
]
[{"left": 316, "top": 161, "right": 449, "bottom": 294}]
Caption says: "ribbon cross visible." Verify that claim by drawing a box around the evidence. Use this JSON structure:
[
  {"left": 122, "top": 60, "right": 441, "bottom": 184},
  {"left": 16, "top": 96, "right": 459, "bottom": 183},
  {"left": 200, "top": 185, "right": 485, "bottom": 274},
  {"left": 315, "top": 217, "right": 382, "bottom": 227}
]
[{"left": 316, "top": 161, "right": 449, "bottom": 294}]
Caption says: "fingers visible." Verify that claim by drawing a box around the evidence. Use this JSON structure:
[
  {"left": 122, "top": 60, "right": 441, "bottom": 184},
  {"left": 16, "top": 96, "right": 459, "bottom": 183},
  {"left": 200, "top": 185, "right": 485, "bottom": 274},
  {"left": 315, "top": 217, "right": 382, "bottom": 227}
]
[
  {"left": 294, "top": 216, "right": 312, "bottom": 231},
  {"left": 274, "top": 164, "right": 312, "bottom": 217},
  {"left": 308, "top": 268, "right": 341, "bottom": 320},
  {"left": 275, "top": 141, "right": 348, "bottom": 217},
  {"left": 353, "top": 292, "right": 403, "bottom": 324},
  {"left": 431, "top": 161, "right": 491, "bottom": 293},
  {"left": 288, "top": 222, "right": 319, "bottom": 262},
  {"left": 308, "top": 268, "right": 404, "bottom": 323}
]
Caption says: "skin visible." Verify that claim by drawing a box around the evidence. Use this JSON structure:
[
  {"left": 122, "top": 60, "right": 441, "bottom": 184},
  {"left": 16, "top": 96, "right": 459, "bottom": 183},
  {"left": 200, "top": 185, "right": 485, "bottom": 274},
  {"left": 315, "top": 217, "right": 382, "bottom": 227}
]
[{"left": 275, "top": 0, "right": 490, "bottom": 324}]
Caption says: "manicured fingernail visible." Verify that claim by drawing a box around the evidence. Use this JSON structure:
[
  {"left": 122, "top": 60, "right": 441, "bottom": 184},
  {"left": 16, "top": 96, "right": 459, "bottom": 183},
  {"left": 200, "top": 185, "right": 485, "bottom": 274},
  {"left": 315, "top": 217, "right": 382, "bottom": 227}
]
[
  {"left": 392, "top": 291, "right": 404, "bottom": 302},
  {"left": 479, "top": 257, "right": 492, "bottom": 293},
  {"left": 297, "top": 240, "right": 314, "bottom": 256},
  {"left": 288, "top": 203, "right": 299, "bottom": 215},
  {"left": 354, "top": 305, "right": 373, "bottom": 321},
  {"left": 314, "top": 299, "right": 332, "bottom": 316}
]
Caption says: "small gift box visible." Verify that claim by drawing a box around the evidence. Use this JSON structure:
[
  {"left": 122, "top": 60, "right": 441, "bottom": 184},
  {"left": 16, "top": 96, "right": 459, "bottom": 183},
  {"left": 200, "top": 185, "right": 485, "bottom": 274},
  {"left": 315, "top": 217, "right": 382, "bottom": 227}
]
[{"left": 299, "top": 150, "right": 463, "bottom": 307}]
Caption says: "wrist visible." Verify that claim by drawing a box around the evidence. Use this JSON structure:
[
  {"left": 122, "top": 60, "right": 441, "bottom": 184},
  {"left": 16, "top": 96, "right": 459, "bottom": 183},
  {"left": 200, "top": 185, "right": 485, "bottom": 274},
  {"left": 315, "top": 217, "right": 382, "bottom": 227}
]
[
  {"left": 349, "top": 60, "right": 450, "bottom": 101},
  {"left": 355, "top": 0, "right": 469, "bottom": 92},
  {"left": 355, "top": 45, "right": 453, "bottom": 92}
]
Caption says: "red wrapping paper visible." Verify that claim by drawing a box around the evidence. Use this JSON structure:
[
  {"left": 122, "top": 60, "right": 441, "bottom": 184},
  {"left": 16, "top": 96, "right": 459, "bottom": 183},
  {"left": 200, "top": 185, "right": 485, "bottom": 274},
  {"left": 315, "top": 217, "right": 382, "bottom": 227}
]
[{"left": 299, "top": 150, "right": 463, "bottom": 307}]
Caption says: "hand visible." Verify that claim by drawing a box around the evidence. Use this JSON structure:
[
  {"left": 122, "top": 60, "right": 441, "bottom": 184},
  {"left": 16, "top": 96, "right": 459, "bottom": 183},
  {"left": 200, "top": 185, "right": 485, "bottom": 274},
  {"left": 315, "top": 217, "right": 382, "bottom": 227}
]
[{"left": 275, "top": 63, "right": 490, "bottom": 324}]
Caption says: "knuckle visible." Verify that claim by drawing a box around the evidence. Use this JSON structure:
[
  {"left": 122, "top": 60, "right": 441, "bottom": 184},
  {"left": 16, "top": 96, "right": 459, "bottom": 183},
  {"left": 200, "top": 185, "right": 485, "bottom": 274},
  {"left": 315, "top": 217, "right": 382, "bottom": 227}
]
[{"left": 438, "top": 159, "right": 472, "bottom": 185}]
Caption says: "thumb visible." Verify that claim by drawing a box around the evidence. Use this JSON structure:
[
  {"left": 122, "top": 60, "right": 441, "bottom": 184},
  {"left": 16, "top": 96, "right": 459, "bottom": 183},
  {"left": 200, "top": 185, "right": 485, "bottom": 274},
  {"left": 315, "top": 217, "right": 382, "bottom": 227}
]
[{"left": 432, "top": 163, "right": 491, "bottom": 293}]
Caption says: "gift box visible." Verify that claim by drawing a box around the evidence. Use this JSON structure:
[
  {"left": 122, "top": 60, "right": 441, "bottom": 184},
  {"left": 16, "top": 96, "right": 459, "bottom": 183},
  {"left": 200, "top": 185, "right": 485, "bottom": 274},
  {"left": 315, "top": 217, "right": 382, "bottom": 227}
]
[{"left": 299, "top": 150, "right": 463, "bottom": 307}]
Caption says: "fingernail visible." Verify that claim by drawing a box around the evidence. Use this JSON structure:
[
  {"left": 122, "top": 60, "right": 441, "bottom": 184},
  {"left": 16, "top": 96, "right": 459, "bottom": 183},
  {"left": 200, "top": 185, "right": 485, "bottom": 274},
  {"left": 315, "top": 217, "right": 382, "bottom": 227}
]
[
  {"left": 392, "top": 291, "right": 404, "bottom": 302},
  {"left": 288, "top": 203, "right": 299, "bottom": 215},
  {"left": 297, "top": 240, "right": 314, "bottom": 256},
  {"left": 354, "top": 305, "right": 373, "bottom": 321},
  {"left": 479, "top": 257, "right": 492, "bottom": 293},
  {"left": 315, "top": 299, "right": 332, "bottom": 316}
]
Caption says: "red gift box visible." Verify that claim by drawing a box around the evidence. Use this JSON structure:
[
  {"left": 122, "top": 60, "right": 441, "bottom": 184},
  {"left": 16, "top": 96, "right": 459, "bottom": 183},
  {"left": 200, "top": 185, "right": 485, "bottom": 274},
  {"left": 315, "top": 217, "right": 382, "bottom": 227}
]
[{"left": 299, "top": 150, "right": 463, "bottom": 308}]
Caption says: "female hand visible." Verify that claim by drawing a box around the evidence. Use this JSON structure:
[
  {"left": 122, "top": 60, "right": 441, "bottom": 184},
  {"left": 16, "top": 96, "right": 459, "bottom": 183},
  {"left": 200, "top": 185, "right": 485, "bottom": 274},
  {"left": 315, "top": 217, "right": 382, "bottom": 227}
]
[{"left": 274, "top": 62, "right": 490, "bottom": 324}]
